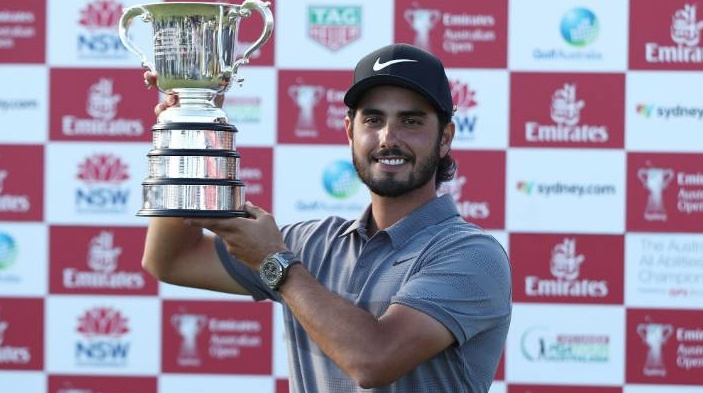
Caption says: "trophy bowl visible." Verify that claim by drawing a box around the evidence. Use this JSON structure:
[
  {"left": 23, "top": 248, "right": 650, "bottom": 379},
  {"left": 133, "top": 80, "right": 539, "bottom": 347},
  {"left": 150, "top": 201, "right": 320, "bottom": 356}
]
[
  {"left": 120, "top": 1, "right": 274, "bottom": 124},
  {"left": 119, "top": 0, "right": 273, "bottom": 217}
]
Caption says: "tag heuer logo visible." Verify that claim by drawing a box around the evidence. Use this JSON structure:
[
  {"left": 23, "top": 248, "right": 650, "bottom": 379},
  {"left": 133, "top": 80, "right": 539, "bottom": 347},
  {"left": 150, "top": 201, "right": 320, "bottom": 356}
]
[{"left": 308, "top": 6, "right": 362, "bottom": 51}]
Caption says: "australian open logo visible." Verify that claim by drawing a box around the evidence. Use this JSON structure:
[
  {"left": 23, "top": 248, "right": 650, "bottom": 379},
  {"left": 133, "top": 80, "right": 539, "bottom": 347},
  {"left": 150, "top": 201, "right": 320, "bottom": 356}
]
[{"left": 75, "top": 153, "right": 130, "bottom": 213}]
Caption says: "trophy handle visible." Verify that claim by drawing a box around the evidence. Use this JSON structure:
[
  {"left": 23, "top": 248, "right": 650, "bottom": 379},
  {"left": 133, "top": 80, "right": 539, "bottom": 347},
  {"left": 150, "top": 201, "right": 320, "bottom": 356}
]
[
  {"left": 118, "top": 5, "right": 155, "bottom": 72},
  {"left": 227, "top": 0, "right": 274, "bottom": 78}
]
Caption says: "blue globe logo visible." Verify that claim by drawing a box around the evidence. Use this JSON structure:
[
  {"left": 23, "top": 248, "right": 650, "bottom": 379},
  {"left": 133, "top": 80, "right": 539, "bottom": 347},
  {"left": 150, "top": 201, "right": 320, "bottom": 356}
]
[
  {"left": 322, "top": 160, "right": 360, "bottom": 199},
  {"left": 0, "top": 233, "right": 17, "bottom": 270},
  {"left": 560, "top": 8, "right": 599, "bottom": 47}
]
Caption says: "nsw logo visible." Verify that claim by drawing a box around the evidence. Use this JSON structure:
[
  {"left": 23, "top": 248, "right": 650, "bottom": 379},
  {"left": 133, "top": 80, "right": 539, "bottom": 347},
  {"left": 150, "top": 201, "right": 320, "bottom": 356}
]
[
  {"left": 75, "top": 153, "right": 130, "bottom": 213},
  {"left": 75, "top": 306, "right": 130, "bottom": 365},
  {"left": 450, "top": 79, "right": 478, "bottom": 141},
  {"left": 78, "top": 0, "right": 129, "bottom": 58}
]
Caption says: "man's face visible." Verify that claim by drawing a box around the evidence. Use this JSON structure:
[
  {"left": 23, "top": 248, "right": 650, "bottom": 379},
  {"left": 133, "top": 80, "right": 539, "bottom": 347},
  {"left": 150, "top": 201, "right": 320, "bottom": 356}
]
[{"left": 345, "top": 85, "right": 447, "bottom": 197}]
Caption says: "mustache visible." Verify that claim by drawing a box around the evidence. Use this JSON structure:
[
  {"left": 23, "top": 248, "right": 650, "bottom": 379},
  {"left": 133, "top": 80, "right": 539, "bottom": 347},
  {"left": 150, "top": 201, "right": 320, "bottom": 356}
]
[{"left": 373, "top": 148, "right": 410, "bottom": 159}]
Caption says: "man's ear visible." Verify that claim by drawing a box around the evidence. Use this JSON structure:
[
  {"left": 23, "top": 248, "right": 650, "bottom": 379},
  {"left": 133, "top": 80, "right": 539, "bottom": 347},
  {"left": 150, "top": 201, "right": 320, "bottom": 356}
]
[
  {"left": 440, "top": 121, "right": 455, "bottom": 158},
  {"left": 344, "top": 114, "right": 353, "bottom": 145}
]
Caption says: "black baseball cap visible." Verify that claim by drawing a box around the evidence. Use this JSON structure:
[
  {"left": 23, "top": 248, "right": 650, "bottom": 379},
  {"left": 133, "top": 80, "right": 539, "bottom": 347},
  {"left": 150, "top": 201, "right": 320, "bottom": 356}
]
[{"left": 343, "top": 43, "right": 453, "bottom": 117}]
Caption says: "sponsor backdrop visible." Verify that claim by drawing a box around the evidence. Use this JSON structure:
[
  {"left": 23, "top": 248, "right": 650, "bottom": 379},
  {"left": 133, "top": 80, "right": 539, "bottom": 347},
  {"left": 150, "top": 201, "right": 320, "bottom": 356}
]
[{"left": 0, "top": 0, "right": 702, "bottom": 392}]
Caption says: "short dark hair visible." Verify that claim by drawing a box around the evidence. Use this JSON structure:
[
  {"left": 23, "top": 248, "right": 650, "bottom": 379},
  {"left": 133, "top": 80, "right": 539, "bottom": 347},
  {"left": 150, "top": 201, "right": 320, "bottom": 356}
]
[{"left": 435, "top": 114, "right": 456, "bottom": 189}]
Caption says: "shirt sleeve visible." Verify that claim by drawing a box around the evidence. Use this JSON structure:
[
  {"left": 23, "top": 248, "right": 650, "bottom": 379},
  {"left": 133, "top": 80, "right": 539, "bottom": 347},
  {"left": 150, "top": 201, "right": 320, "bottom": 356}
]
[
  {"left": 215, "top": 236, "right": 280, "bottom": 302},
  {"left": 390, "top": 232, "right": 512, "bottom": 346}
]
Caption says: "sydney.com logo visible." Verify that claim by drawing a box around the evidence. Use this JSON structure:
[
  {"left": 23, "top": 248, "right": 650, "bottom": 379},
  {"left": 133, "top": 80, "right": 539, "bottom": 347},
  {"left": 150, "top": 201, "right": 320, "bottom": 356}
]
[{"left": 517, "top": 181, "right": 616, "bottom": 197}]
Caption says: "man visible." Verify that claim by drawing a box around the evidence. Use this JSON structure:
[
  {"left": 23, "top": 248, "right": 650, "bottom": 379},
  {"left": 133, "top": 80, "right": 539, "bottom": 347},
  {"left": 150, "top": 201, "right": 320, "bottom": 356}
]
[{"left": 143, "top": 43, "right": 512, "bottom": 392}]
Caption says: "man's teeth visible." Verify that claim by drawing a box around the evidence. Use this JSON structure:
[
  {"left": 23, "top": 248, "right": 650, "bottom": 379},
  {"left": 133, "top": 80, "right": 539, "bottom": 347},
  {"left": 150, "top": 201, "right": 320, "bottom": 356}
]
[{"left": 378, "top": 158, "right": 405, "bottom": 165}]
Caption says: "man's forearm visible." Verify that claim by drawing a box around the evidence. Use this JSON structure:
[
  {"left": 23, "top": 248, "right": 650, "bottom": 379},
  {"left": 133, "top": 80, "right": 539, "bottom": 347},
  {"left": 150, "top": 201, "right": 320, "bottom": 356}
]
[
  {"left": 142, "top": 217, "right": 203, "bottom": 278},
  {"left": 278, "top": 264, "right": 402, "bottom": 388}
]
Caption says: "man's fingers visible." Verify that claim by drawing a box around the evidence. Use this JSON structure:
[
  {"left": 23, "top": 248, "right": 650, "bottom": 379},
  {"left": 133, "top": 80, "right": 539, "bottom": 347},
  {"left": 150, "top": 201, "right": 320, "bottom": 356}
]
[
  {"left": 243, "top": 201, "right": 266, "bottom": 218},
  {"left": 154, "top": 94, "right": 178, "bottom": 116},
  {"left": 143, "top": 70, "right": 157, "bottom": 89}
]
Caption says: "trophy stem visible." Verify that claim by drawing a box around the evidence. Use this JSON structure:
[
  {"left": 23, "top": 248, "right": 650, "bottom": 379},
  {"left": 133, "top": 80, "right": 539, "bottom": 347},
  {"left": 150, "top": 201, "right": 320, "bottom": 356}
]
[
  {"left": 174, "top": 89, "right": 217, "bottom": 109},
  {"left": 157, "top": 89, "right": 228, "bottom": 124}
]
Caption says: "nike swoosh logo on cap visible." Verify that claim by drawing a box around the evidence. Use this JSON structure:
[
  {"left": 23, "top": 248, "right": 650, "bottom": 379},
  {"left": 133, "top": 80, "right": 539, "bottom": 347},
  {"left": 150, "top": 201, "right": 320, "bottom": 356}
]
[{"left": 372, "top": 58, "right": 418, "bottom": 71}]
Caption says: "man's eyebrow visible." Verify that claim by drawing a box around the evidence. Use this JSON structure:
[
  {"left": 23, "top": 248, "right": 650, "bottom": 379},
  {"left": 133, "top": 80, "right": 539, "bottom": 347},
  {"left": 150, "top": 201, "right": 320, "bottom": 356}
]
[{"left": 358, "top": 108, "right": 429, "bottom": 117}]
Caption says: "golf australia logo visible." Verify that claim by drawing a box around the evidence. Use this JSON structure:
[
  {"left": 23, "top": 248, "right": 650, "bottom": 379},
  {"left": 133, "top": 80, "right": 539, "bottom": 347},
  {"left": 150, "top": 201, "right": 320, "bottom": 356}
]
[{"left": 560, "top": 7, "right": 599, "bottom": 47}]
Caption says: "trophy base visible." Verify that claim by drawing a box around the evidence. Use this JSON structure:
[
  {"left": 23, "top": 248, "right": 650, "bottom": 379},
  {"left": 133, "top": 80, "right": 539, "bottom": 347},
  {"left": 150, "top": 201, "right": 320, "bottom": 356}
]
[{"left": 136, "top": 209, "right": 249, "bottom": 218}]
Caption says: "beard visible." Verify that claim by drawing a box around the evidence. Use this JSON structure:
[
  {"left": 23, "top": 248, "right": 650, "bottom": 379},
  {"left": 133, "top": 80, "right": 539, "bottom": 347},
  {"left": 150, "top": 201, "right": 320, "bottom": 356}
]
[{"left": 352, "top": 143, "right": 440, "bottom": 197}]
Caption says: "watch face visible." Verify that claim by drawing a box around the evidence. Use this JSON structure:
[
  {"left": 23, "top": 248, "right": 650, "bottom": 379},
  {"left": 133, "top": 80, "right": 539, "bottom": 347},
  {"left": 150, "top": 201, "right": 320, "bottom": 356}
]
[{"left": 261, "top": 259, "right": 282, "bottom": 286}]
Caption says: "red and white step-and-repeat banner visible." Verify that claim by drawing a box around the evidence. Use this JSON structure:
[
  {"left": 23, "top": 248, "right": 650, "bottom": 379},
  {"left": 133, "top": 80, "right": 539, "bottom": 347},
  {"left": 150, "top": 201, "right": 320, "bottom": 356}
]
[{"left": 1, "top": 0, "right": 703, "bottom": 392}]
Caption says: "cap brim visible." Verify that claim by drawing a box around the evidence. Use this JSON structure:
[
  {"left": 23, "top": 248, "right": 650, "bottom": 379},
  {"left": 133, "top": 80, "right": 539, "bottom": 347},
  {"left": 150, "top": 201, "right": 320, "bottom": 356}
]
[{"left": 343, "top": 75, "right": 447, "bottom": 115}]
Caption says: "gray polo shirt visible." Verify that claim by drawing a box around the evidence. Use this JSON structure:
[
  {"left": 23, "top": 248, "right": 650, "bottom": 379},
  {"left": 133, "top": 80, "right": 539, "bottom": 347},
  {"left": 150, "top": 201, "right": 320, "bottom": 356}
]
[{"left": 216, "top": 194, "right": 512, "bottom": 393}]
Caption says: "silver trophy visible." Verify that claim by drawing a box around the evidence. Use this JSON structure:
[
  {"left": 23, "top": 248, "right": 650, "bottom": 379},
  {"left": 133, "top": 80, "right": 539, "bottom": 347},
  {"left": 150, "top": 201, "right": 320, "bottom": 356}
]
[{"left": 119, "top": 1, "right": 273, "bottom": 217}]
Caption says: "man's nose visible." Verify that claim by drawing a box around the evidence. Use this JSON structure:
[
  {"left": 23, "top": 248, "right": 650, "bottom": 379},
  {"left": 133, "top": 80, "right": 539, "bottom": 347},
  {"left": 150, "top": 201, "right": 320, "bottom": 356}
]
[{"left": 379, "top": 122, "right": 401, "bottom": 148}]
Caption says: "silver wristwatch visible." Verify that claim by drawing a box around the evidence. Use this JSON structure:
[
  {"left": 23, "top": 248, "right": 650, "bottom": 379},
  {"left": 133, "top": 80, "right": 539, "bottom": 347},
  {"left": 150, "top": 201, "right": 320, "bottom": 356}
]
[{"left": 259, "top": 251, "right": 301, "bottom": 290}]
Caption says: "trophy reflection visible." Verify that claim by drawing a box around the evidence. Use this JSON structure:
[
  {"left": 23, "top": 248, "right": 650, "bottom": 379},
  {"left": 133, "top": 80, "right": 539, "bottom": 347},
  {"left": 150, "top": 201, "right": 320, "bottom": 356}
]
[
  {"left": 119, "top": 1, "right": 273, "bottom": 217},
  {"left": 638, "top": 166, "right": 674, "bottom": 221},
  {"left": 172, "top": 313, "right": 207, "bottom": 366},
  {"left": 637, "top": 322, "right": 673, "bottom": 377}
]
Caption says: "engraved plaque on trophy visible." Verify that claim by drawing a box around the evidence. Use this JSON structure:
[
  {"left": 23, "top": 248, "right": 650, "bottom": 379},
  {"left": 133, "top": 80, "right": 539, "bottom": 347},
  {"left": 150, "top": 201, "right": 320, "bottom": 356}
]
[{"left": 119, "top": 1, "right": 273, "bottom": 217}]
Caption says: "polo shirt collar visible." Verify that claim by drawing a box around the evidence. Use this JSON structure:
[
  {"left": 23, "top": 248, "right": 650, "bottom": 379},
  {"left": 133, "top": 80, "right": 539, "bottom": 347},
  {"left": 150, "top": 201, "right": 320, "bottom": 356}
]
[{"left": 342, "top": 194, "right": 460, "bottom": 248}]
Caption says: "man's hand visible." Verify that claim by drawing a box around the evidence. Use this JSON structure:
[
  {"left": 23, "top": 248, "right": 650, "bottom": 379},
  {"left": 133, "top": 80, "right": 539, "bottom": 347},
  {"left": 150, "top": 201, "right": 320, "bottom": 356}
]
[
  {"left": 183, "top": 202, "right": 288, "bottom": 271},
  {"left": 144, "top": 70, "right": 179, "bottom": 116}
]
